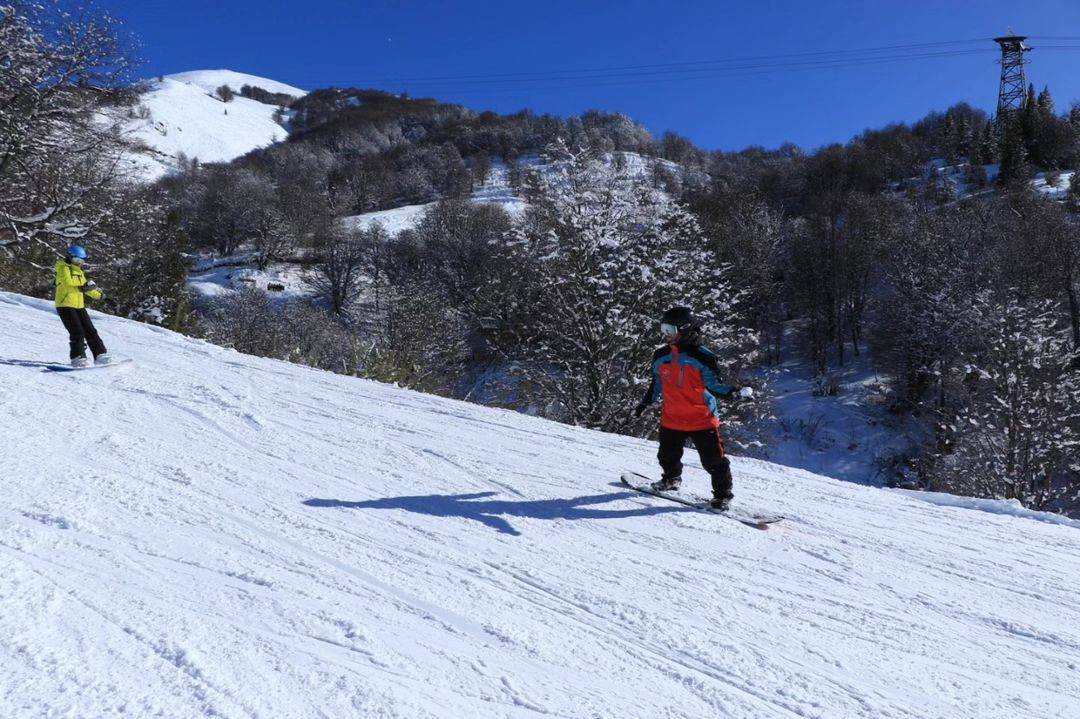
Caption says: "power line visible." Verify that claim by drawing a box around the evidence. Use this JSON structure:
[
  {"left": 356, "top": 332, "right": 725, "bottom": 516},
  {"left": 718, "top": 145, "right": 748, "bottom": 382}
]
[
  {"left": 359, "top": 38, "right": 993, "bottom": 86},
  {"left": 390, "top": 48, "right": 1004, "bottom": 95},
  {"left": 379, "top": 45, "right": 1080, "bottom": 98},
  {"left": 403, "top": 50, "right": 1001, "bottom": 88},
  {"left": 309, "top": 36, "right": 1080, "bottom": 101}
]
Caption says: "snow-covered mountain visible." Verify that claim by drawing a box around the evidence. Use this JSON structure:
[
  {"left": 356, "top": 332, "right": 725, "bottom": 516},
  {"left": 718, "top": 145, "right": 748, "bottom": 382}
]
[
  {"left": 115, "top": 70, "right": 305, "bottom": 182},
  {"left": 2, "top": 291, "right": 1079, "bottom": 718}
]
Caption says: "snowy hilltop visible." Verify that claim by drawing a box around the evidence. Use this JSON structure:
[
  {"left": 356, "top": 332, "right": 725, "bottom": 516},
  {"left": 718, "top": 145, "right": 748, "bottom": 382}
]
[
  {"left": 2, "top": 291, "right": 1079, "bottom": 719},
  {"left": 114, "top": 70, "right": 305, "bottom": 181}
]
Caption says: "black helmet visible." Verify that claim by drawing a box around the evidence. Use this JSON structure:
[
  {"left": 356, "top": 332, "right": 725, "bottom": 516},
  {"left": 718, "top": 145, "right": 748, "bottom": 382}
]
[
  {"left": 660, "top": 306, "right": 700, "bottom": 343},
  {"left": 662, "top": 306, "right": 695, "bottom": 329}
]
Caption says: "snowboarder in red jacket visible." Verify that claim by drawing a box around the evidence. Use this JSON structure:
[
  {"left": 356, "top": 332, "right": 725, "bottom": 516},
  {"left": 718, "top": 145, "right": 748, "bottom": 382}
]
[{"left": 635, "top": 306, "right": 750, "bottom": 510}]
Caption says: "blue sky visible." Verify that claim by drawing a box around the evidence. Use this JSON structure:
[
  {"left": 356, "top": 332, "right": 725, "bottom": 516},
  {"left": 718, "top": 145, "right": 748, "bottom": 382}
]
[{"left": 105, "top": 0, "right": 1080, "bottom": 151}]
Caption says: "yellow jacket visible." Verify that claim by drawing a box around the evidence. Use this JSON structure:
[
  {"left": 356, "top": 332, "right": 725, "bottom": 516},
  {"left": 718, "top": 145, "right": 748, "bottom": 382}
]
[{"left": 54, "top": 259, "right": 102, "bottom": 309}]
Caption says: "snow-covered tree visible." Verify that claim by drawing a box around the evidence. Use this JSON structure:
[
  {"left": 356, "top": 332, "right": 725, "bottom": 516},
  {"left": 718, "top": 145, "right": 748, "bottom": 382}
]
[
  {"left": 691, "top": 189, "right": 787, "bottom": 363},
  {"left": 874, "top": 201, "right": 988, "bottom": 407},
  {"left": 0, "top": 1, "right": 136, "bottom": 261},
  {"left": 365, "top": 279, "right": 472, "bottom": 395},
  {"left": 352, "top": 201, "right": 516, "bottom": 398},
  {"left": 481, "top": 145, "right": 759, "bottom": 434},
  {"left": 94, "top": 188, "right": 192, "bottom": 330},
  {"left": 929, "top": 294, "right": 1080, "bottom": 511}
]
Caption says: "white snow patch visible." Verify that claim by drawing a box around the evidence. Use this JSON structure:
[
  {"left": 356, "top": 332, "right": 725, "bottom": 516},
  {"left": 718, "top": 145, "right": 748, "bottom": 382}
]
[
  {"left": 907, "top": 490, "right": 1080, "bottom": 528},
  {"left": 165, "top": 69, "right": 306, "bottom": 98},
  {"left": 187, "top": 261, "right": 315, "bottom": 301},
  {"left": 343, "top": 203, "right": 434, "bottom": 235},
  {"left": 114, "top": 70, "right": 304, "bottom": 182},
  {"left": 1032, "top": 170, "right": 1075, "bottom": 199}
]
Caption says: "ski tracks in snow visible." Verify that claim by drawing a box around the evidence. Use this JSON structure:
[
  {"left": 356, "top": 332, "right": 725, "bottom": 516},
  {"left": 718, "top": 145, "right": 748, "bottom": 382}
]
[{"left": 3, "top": 293, "right": 1080, "bottom": 718}]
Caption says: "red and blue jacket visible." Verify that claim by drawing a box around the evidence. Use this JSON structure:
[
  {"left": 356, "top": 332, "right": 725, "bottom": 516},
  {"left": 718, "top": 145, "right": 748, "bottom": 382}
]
[{"left": 640, "top": 343, "right": 735, "bottom": 431}]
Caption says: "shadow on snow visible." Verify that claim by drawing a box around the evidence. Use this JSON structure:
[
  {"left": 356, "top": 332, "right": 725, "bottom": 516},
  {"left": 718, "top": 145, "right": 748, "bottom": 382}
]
[
  {"left": 0, "top": 358, "right": 61, "bottom": 369},
  {"left": 303, "top": 491, "right": 683, "bottom": 536}
]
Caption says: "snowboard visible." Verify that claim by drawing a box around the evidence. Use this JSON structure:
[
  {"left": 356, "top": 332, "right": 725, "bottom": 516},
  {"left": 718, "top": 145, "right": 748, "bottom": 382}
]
[
  {"left": 44, "top": 358, "right": 134, "bottom": 373},
  {"left": 620, "top": 471, "right": 783, "bottom": 529}
]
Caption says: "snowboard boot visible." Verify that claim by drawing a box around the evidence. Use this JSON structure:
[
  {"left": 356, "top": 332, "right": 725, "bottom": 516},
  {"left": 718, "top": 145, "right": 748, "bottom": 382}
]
[
  {"left": 70, "top": 356, "right": 91, "bottom": 368},
  {"left": 651, "top": 475, "right": 682, "bottom": 492},
  {"left": 710, "top": 496, "right": 732, "bottom": 512},
  {"left": 94, "top": 353, "right": 114, "bottom": 365}
]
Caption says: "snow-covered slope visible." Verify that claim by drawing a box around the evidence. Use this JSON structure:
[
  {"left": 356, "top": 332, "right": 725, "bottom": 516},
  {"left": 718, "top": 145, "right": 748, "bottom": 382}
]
[
  {"left": 762, "top": 327, "right": 918, "bottom": 486},
  {"left": 2, "top": 291, "right": 1080, "bottom": 718},
  {"left": 165, "top": 70, "right": 305, "bottom": 99},
  {"left": 116, "top": 70, "right": 305, "bottom": 181},
  {"left": 344, "top": 159, "right": 529, "bottom": 235}
]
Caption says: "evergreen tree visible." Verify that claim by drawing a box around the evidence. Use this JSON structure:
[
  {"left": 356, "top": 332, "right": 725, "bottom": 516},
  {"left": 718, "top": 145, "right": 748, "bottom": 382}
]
[
  {"left": 1019, "top": 84, "right": 1071, "bottom": 168},
  {"left": 1037, "top": 85, "right": 1055, "bottom": 115},
  {"left": 975, "top": 120, "right": 998, "bottom": 165},
  {"left": 941, "top": 114, "right": 959, "bottom": 163},
  {"left": 1070, "top": 103, "right": 1080, "bottom": 145},
  {"left": 998, "top": 118, "right": 1031, "bottom": 188},
  {"left": 1068, "top": 171, "right": 1080, "bottom": 213},
  {"left": 956, "top": 116, "right": 972, "bottom": 162}
]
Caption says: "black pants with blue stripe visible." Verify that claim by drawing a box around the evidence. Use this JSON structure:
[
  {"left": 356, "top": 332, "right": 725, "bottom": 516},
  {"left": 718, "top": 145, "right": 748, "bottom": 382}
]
[
  {"left": 657, "top": 426, "right": 733, "bottom": 500},
  {"left": 57, "top": 307, "right": 106, "bottom": 359}
]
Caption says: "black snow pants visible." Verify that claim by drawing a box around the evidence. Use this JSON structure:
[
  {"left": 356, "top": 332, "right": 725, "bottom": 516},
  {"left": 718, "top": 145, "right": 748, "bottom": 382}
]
[
  {"left": 57, "top": 307, "right": 107, "bottom": 360},
  {"left": 657, "top": 425, "right": 733, "bottom": 500}
]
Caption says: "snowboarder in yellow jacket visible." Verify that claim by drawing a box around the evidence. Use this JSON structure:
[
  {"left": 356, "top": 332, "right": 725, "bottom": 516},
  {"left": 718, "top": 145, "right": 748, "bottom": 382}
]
[{"left": 55, "top": 245, "right": 112, "bottom": 367}]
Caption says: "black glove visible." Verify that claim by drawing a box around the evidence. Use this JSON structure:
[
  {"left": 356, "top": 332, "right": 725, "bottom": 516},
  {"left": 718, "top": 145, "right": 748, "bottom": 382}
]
[
  {"left": 80, "top": 280, "right": 97, "bottom": 292},
  {"left": 634, "top": 402, "right": 649, "bottom": 418}
]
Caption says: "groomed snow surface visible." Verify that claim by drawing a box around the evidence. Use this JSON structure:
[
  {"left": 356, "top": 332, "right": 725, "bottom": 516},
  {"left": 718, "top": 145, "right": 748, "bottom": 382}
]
[{"left": 2, "top": 292, "right": 1080, "bottom": 719}]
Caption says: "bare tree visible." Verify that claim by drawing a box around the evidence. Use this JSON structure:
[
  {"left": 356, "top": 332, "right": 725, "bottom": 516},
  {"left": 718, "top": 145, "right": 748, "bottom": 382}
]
[{"left": 310, "top": 221, "right": 366, "bottom": 314}]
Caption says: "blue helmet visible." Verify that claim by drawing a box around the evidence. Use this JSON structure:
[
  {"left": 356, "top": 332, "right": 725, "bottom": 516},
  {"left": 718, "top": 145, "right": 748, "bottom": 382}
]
[{"left": 66, "top": 245, "right": 88, "bottom": 261}]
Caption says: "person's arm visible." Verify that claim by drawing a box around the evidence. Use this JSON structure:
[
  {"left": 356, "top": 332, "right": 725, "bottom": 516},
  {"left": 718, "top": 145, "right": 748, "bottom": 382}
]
[
  {"left": 696, "top": 348, "right": 736, "bottom": 398},
  {"left": 635, "top": 354, "right": 662, "bottom": 415},
  {"left": 80, "top": 279, "right": 103, "bottom": 301}
]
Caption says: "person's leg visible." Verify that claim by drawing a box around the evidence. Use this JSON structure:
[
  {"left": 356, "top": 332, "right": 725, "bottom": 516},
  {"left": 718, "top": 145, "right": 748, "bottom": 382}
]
[
  {"left": 656, "top": 426, "right": 687, "bottom": 484},
  {"left": 57, "top": 308, "right": 86, "bottom": 359},
  {"left": 691, "top": 427, "right": 733, "bottom": 500},
  {"left": 76, "top": 309, "right": 107, "bottom": 358}
]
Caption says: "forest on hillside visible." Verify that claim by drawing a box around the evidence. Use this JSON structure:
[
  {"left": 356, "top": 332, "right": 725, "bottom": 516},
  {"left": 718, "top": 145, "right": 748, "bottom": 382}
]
[{"left": 2, "top": 1, "right": 1078, "bottom": 514}]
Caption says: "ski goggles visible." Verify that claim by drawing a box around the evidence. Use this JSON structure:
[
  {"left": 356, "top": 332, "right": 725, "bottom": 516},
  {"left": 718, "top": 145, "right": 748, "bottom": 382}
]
[{"left": 660, "top": 322, "right": 680, "bottom": 337}]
